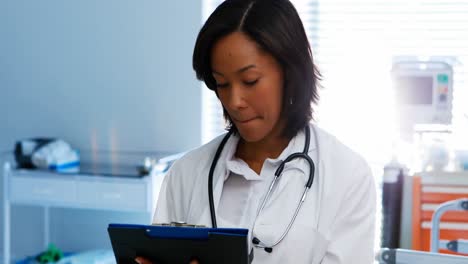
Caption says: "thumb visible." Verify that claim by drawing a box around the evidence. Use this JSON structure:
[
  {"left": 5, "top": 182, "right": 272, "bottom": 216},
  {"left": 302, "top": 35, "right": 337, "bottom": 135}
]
[{"left": 135, "top": 257, "right": 153, "bottom": 264}]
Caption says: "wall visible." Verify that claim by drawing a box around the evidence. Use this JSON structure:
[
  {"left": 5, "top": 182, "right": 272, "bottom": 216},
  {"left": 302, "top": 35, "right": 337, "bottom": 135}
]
[
  {"left": 0, "top": 0, "right": 202, "bottom": 260},
  {"left": 0, "top": 0, "right": 202, "bottom": 153}
]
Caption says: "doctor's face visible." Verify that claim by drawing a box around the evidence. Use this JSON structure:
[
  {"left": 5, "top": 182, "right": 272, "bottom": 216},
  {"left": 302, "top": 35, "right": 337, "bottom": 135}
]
[{"left": 211, "top": 31, "right": 285, "bottom": 143}]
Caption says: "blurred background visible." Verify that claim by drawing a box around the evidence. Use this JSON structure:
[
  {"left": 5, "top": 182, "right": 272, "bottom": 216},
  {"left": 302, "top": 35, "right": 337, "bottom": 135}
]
[{"left": 1, "top": 0, "right": 468, "bottom": 263}]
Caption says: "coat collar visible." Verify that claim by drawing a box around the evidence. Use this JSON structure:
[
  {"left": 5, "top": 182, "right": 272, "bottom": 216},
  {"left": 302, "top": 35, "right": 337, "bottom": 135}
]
[{"left": 206, "top": 125, "right": 320, "bottom": 225}]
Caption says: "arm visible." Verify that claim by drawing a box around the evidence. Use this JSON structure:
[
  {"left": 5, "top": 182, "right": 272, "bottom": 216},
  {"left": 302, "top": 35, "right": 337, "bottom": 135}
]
[
  {"left": 321, "top": 161, "right": 377, "bottom": 264},
  {"left": 152, "top": 169, "right": 178, "bottom": 224}
]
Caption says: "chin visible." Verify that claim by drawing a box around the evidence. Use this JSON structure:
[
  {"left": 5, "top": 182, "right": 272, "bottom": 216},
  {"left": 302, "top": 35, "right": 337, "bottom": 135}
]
[{"left": 237, "top": 129, "right": 266, "bottom": 143}]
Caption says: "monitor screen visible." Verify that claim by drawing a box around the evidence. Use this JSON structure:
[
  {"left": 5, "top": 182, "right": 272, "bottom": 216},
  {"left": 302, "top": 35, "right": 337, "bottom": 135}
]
[{"left": 395, "top": 76, "right": 433, "bottom": 105}]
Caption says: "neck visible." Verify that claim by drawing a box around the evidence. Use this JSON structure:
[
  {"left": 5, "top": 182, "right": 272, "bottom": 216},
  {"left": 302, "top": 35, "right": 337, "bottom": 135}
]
[{"left": 236, "top": 133, "right": 290, "bottom": 164}]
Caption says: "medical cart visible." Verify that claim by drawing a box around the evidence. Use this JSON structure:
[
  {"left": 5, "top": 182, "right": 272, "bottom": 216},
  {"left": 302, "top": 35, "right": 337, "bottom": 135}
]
[{"left": 1, "top": 151, "right": 179, "bottom": 264}]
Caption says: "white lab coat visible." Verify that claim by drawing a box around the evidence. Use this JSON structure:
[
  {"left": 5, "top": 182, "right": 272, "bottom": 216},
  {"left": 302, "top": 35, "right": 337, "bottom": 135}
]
[{"left": 153, "top": 124, "right": 376, "bottom": 264}]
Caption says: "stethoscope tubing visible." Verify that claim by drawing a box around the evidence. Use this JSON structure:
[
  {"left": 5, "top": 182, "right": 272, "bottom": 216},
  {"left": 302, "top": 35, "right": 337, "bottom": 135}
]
[
  {"left": 208, "top": 129, "right": 233, "bottom": 228},
  {"left": 208, "top": 125, "right": 317, "bottom": 252}
]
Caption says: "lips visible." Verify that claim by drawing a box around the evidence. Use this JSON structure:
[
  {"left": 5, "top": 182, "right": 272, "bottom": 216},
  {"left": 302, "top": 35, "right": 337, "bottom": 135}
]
[{"left": 234, "top": 117, "right": 258, "bottom": 123}]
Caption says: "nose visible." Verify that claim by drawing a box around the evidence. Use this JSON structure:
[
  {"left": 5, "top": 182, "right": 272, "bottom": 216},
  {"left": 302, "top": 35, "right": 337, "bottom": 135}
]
[{"left": 222, "top": 84, "right": 247, "bottom": 110}]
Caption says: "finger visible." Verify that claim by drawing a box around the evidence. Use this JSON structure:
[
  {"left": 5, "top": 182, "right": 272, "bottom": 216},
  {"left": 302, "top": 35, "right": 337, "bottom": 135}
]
[
  {"left": 135, "top": 257, "right": 153, "bottom": 264},
  {"left": 189, "top": 257, "right": 200, "bottom": 264}
]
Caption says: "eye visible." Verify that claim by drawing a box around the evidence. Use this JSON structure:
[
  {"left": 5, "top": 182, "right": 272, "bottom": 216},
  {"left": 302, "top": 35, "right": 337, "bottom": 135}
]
[{"left": 244, "top": 79, "right": 258, "bottom": 86}]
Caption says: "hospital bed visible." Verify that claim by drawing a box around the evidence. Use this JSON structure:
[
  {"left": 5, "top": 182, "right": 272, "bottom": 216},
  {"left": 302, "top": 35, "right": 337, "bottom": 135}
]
[{"left": 377, "top": 198, "right": 468, "bottom": 263}]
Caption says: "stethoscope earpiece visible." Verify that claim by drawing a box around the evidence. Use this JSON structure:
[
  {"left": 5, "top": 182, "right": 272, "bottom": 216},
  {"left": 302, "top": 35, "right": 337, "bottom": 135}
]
[
  {"left": 252, "top": 237, "right": 260, "bottom": 245},
  {"left": 252, "top": 237, "right": 273, "bottom": 253}
]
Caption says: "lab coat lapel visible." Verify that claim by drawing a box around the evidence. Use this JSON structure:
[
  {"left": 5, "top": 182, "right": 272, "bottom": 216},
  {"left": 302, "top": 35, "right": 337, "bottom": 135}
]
[
  {"left": 315, "top": 155, "right": 325, "bottom": 229},
  {"left": 211, "top": 133, "right": 238, "bottom": 213},
  {"left": 194, "top": 169, "right": 227, "bottom": 227},
  {"left": 212, "top": 168, "right": 226, "bottom": 212},
  {"left": 192, "top": 134, "right": 235, "bottom": 227},
  {"left": 313, "top": 126, "right": 332, "bottom": 233},
  {"left": 196, "top": 160, "right": 228, "bottom": 227}
]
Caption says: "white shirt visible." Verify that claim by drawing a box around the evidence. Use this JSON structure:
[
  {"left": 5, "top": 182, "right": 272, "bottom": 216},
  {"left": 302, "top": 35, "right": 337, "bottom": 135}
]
[{"left": 153, "top": 124, "right": 376, "bottom": 264}]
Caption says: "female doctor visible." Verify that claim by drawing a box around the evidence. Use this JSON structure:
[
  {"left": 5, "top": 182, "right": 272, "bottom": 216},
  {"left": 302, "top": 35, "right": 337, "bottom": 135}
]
[{"left": 136, "top": 0, "right": 376, "bottom": 263}]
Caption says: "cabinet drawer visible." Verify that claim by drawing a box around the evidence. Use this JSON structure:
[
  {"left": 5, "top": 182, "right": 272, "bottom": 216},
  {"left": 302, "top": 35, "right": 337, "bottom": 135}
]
[
  {"left": 10, "top": 176, "right": 77, "bottom": 204},
  {"left": 77, "top": 180, "right": 148, "bottom": 211}
]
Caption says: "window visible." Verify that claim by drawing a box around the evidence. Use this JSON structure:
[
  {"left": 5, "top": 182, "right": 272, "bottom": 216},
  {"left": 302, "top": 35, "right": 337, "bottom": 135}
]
[
  {"left": 315, "top": 0, "right": 468, "bottom": 168},
  {"left": 201, "top": 0, "right": 468, "bottom": 251},
  {"left": 201, "top": 0, "right": 468, "bottom": 158},
  {"left": 201, "top": 0, "right": 224, "bottom": 144},
  {"left": 313, "top": 0, "right": 468, "bottom": 251}
]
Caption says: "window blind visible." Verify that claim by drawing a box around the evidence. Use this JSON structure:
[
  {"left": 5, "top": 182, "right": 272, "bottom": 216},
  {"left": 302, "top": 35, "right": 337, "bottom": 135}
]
[
  {"left": 201, "top": 0, "right": 468, "bottom": 251},
  {"left": 314, "top": 0, "right": 468, "bottom": 166},
  {"left": 312, "top": 0, "right": 468, "bottom": 252},
  {"left": 202, "top": 0, "right": 468, "bottom": 160}
]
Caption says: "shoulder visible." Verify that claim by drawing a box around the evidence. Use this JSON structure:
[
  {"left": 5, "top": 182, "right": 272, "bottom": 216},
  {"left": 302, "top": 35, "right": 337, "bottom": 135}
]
[
  {"left": 165, "top": 133, "right": 229, "bottom": 187},
  {"left": 154, "top": 134, "right": 230, "bottom": 222},
  {"left": 314, "top": 125, "right": 368, "bottom": 166},
  {"left": 312, "top": 125, "right": 376, "bottom": 234},
  {"left": 312, "top": 124, "right": 372, "bottom": 182},
  {"left": 171, "top": 133, "right": 227, "bottom": 170}
]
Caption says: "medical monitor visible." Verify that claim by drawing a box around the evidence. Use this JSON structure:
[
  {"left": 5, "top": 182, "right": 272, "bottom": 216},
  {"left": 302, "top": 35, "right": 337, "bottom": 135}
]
[{"left": 392, "top": 60, "right": 453, "bottom": 135}]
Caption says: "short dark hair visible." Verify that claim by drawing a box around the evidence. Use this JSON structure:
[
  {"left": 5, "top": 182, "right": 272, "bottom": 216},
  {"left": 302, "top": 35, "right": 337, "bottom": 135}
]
[{"left": 192, "top": 0, "right": 320, "bottom": 139}]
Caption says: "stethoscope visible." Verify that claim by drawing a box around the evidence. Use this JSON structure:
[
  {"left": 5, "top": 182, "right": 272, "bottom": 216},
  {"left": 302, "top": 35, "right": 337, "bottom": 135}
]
[{"left": 208, "top": 125, "right": 317, "bottom": 253}]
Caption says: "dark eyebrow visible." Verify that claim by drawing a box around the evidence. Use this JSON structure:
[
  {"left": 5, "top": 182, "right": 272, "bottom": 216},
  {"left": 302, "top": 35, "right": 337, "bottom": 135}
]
[
  {"left": 237, "top": 64, "right": 256, "bottom": 73},
  {"left": 212, "top": 64, "right": 257, "bottom": 76}
]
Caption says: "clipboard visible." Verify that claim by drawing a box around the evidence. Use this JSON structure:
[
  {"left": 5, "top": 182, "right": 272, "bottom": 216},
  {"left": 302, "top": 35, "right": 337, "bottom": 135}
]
[{"left": 107, "top": 223, "right": 251, "bottom": 264}]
